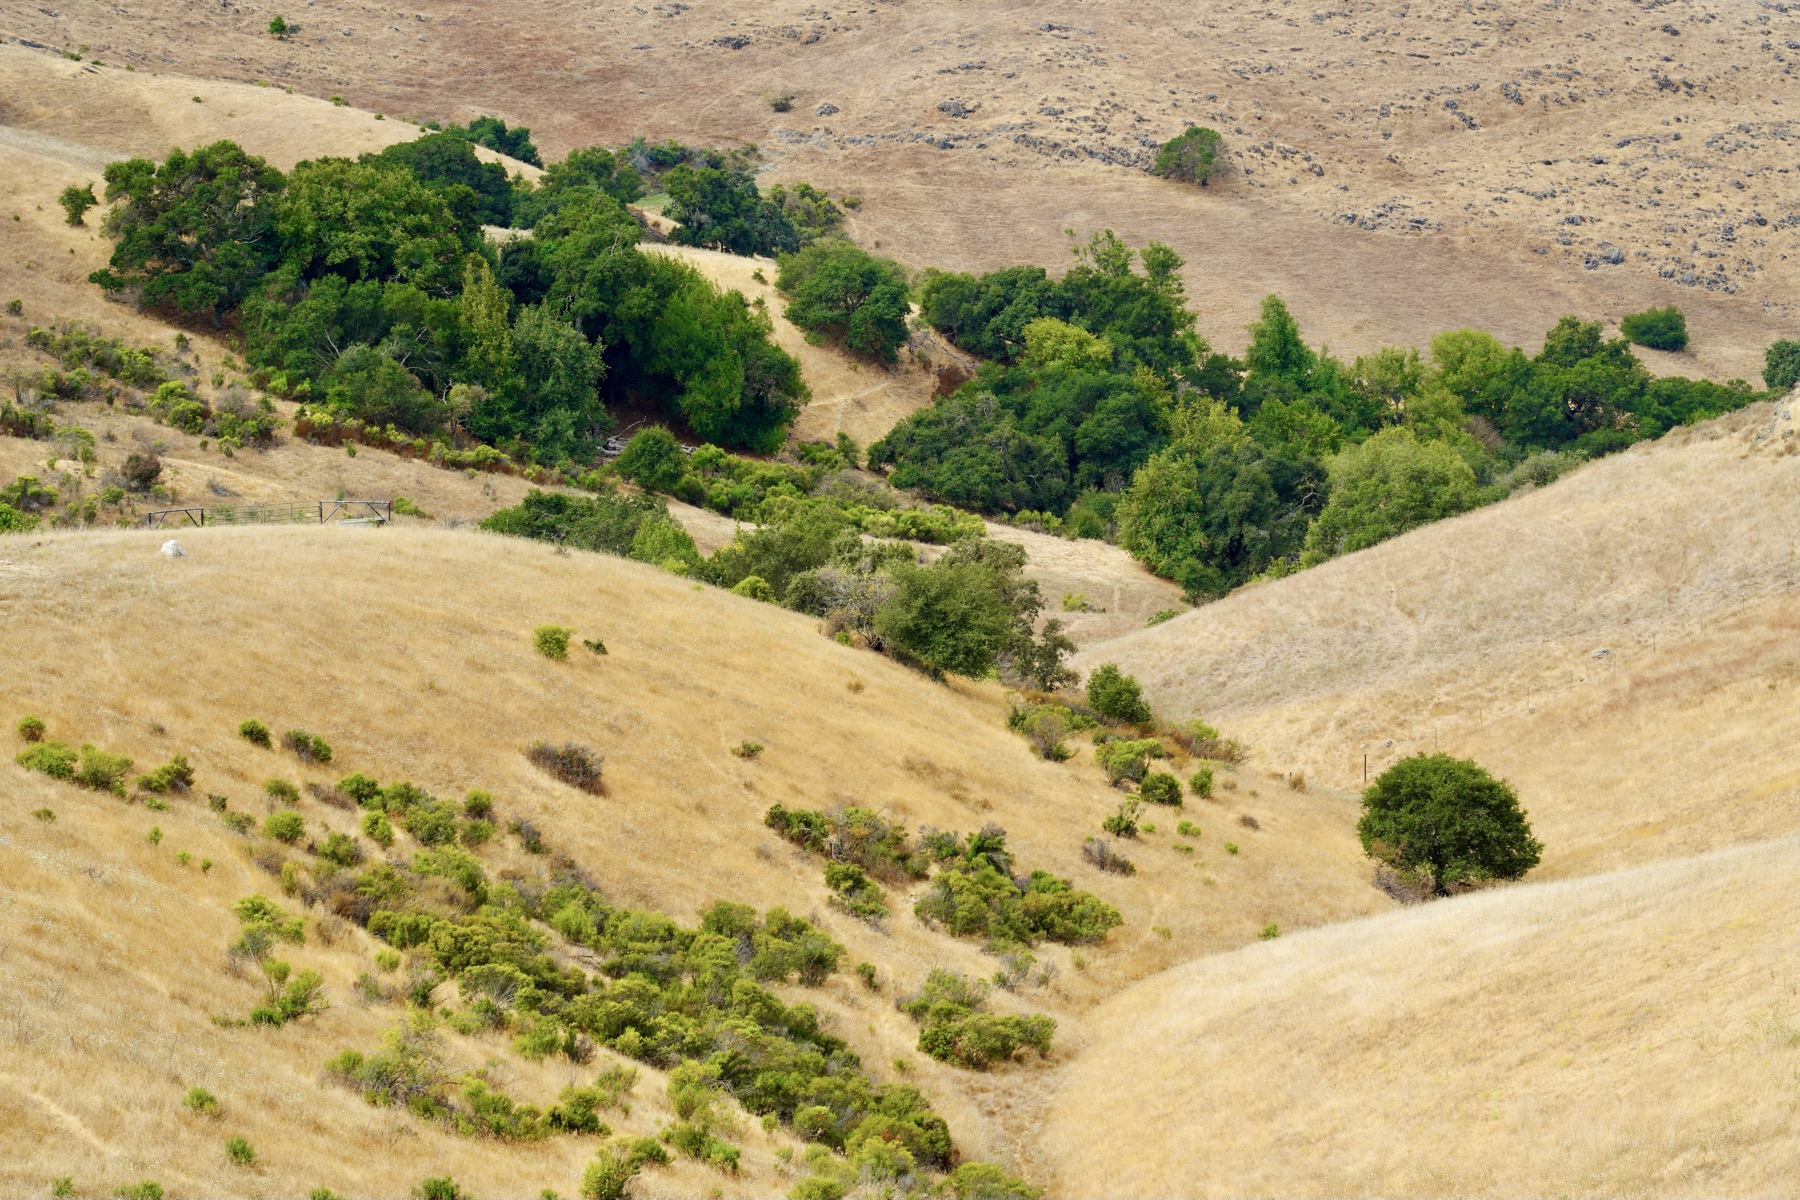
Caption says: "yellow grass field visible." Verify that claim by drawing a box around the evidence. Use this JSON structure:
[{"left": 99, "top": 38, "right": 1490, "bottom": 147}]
[{"left": 1043, "top": 834, "right": 1800, "bottom": 1197}]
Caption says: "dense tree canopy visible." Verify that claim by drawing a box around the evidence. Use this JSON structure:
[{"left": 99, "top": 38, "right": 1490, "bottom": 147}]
[
  {"left": 91, "top": 137, "right": 809, "bottom": 462},
  {"left": 89, "top": 141, "right": 286, "bottom": 322},
  {"left": 1300, "top": 427, "right": 1480, "bottom": 565},
  {"left": 777, "top": 241, "right": 911, "bottom": 362}
]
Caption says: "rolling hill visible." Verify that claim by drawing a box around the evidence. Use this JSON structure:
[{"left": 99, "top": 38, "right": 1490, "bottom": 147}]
[
  {"left": 1077, "top": 394, "right": 1800, "bottom": 882},
  {"left": 0, "top": 524, "right": 1380, "bottom": 1197},
  {"left": 1041, "top": 832, "right": 1800, "bottom": 1196}
]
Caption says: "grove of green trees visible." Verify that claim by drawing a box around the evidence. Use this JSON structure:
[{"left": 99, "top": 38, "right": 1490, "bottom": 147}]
[
  {"left": 877, "top": 235, "right": 1771, "bottom": 598},
  {"left": 75, "top": 121, "right": 1781, "bottom": 605},
  {"left": 86, "top": 134, "right": 822, "bottom": 460}
]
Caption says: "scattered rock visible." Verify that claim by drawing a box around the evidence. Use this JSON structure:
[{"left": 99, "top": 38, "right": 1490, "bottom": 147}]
[
  {"left": 815, "top": 102, "right": 839, "bottom": 116},
  {"left": 1591, "top": 647, "right": 1610, "bottom": 659},
  {"left": 161, "top": 540, "right": 186, "bottom": 559},
  {"left": 938, "top": 97, "right": 980, "bottom": 118},
  {"left": 714, "top": 34, "right": 750, "bottom": 50}
]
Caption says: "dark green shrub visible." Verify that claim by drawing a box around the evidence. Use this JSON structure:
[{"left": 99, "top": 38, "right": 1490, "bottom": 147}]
[
  {"left": 283, "top": 729, "right": 332, "bottom": 763},
  {"left": 224, "top": 1136, "right": 257, "bottom": 1166},
  {"left": 16, "top": 715, "right": 45, "bottom": 743},
  {"left": 874, "top": 558, "right": 1016, "bottom": 680},
  {"left": 1766, "top": 339, "right": 1800, "bottom": 393},
  {"left": 415, "top": 1177, "right": 465, "bottom": 1200},
  {"left": 1094, "top": 738, "right": 1161, "bottom": 786},
  {"left": 136, "top": 755, "right": 194, "bottom": 794},
  {"left": 60, "top": 182, "right": 98, "bottom": 226},
  {"left": 1085, "top": 664, "right": 1152, "bottom": 724},
  {"left": 265, "top": 778, "right": 300, "bottom": 805},
  {"left": 730, "top": 575, "right": 777, "bottom": 602},
  {"left": 776, "top": 240, "right": 912, "bottom": 362},
  {"left": 265, "top": 810, "right": 304, "bottom": 843},
  {"left": 268, "top": 14, "right": 288, "bottom": 35},
  {"left": 1008, "top": 705, "right": 1073, "bottom": 761},
  {"left": 1619, "top": 306, "right": 1688, "bottom": 352},
  {"left": 946, "top": 1163, "right": 1042, "bottom": 1199},
  {"left": 238, "top": 719, "right": 272, "bottom": 747},
  {"left": 17, "top": 739, "right": 77, "bottom": 781},
  {"left": 1358, "top": 753, "right": 1543, "bottom": 894},
  {"left": 614, "top": 427, "right": 687, "bottom": 492},
  {"left": 75, "top": 745, "right": 133, "bottom": 795},
  {"left": 404, "top": 799, "right": 461, "bottom": 847},
  {"left": 1151, "top": 126, "right": 1224, "bottom": 186},
  {"left": 459, "top": 818, "right": 494, "bottom": 847},
  {"left": 1188, "top": 766, "right": 1214, "bottom": 798},
  {"left": 114, "top": 1182, "right": 165, "bottom": 1200},
  {"left": 579, "top": 1144, "right": 639, "bottom": 1200},
  {"left": 463, "top": 790, "right": 494, "bottom": 819},
  {"left": 1139, "top": 772, "right": 1181, "bottom": 805},
  {"left": 533, "top": 625, "right": 573, "bottom": 660},
  {"left": 0, "top": 501, "right": 38, "bottom": 534},
  {"left": 222, "top": 811, "right": 255, "bottom": 835},
  {"left": 526, "top": 741, "right": 605, "bottom": 793}
]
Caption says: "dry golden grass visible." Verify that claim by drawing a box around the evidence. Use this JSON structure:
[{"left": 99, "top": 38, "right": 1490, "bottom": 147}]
[
  {"left": 0, "top": 523, "right": 1384, "bottom": 1194},
  {"left": 1086, "top": 397, "right": 1800, "bottom": 880},
  {"left": 1042, "top": 834, "right": 1800, "bottom": 1197}
]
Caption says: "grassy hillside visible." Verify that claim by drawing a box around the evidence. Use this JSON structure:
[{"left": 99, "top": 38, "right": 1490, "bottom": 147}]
[
  {"left": 1041, "top": 834, "right": 1800, "bottom": 1196},
  {"left": 1082, "top": 395, "right": 1800, "bottom": 879},
  {"left": 0, "top": 524, "right": 1381, "bottom": 1196}
]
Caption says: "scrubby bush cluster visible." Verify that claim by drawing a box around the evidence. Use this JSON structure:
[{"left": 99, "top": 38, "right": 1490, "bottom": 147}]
[
  {"left": 283, "top": 728, "right": 333, "bottom": 763},
  {"left": 898, "top": 969, "right": 1055, "bottom": 1069},
  {"left": 17, "top": 734, "right": 134, "bottom": 796},
  {"left": 611, "top": 426, "right": 982, "bottom": 542},
  {"left": 767, "top": 807, "right": 1121, "bottom": 951},
  {"left": 310, "top": 841, "right": 971, "bottom": 1182},
  {"left": 912, "top": 824, "right": 1122, "bottom": 948},
  {"left": 487, "top": 490, "right": 1070, "bottom": 683}
]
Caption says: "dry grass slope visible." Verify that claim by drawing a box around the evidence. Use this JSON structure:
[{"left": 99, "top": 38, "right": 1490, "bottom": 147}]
[
  {"left": 0, "top": 524, "right": 1381, "bottom": 1195},
  {"left": 1042, "top": 835, "right": 1800, "bottom": 1197},
  {"left": 1082, "top": 397, "right": 1800, "bottom": 880}
]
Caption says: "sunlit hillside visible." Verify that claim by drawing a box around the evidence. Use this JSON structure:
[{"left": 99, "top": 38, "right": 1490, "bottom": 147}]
[
  {"left": 0, "top": 524, "right": 1379, "bottom": 1196},
  {"left": 1042, "top": 834, "right": 1800, "bottom": 1197},
  {"left": 1083, "top": 395, "right": 1800, "bottom": 880}
]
